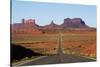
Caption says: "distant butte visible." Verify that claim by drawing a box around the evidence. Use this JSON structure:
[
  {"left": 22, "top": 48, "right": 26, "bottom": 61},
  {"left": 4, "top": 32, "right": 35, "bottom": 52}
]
[
  {"left": 43, "top": 20, "right": 60, "bottom": 29},
  {"left": 12, "top": 19, "right": 42, "bottom": 35},
  {"left": 61, "top": 18, "right": 89, "bottom": 28},
  {"left": 11, "top": 18, "right": 96, "bottom": 34}
]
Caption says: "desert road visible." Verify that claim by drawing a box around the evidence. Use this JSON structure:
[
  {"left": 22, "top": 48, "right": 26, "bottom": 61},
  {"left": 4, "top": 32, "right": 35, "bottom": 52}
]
[{"left": 20, "top": 34, "right": 95, "bottom": 66}]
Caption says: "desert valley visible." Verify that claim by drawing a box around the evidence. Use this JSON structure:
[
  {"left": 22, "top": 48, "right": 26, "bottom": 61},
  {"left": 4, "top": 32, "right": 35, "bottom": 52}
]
[{"left": 11, "top": 18, "right": 96, "bottom": 65}]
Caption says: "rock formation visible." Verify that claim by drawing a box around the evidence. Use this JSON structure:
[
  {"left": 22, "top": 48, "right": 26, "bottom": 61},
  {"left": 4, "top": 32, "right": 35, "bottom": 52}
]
[
  {"left": 11, "top": 19, "right": 42, "bottom": 35},
  {"left": 11, "top": 18, "right": 95, "bottom": 35},
  {"left": 61, "top": 18, "right": 88, "bottom": 28}
]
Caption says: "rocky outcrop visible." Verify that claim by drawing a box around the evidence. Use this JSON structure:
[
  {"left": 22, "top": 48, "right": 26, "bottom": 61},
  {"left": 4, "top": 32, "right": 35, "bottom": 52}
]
[
  {"left": 11, "top": 19, "right": 42, "bottom": 35},
  {"left": 43, "top": 21, "right": 60, "bottom": 29},
  {"left": 61, "top": 18, "right": 89, "bottom": 28},
  {"left": 11, "top": 18, "right": 95, "bottom": 35}
]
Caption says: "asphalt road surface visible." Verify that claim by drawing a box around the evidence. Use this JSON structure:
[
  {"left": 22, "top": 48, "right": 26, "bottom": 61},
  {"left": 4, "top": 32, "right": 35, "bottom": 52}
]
[{"left": 21, "top": 34, "right": 96, "bottom": 66}]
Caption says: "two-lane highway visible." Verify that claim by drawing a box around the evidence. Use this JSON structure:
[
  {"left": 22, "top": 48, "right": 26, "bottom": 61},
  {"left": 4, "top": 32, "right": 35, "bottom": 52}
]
[
  {"left": 19, "top": 34, "right": 95, "bottom": 66},
  {"left": 55, "top": 33, "right": 65, "bottom": 63}
]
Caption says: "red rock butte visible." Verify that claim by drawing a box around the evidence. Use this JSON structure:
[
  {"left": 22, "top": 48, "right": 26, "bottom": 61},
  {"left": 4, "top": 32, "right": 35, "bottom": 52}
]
[
  {"left": 22, "top": 19, "right": 36, "bottom": 25},
  {"left": 11, "top": 18, "right": 96, "bottom": 35},
  {"left": 12, "top": 19, "right": 42, "bottom": 35}
]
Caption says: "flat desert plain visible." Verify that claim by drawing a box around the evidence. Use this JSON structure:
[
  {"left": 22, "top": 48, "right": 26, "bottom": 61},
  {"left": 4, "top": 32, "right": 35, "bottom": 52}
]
[{"left": 11, "top": 30, "right": 96, "bottom": 59}]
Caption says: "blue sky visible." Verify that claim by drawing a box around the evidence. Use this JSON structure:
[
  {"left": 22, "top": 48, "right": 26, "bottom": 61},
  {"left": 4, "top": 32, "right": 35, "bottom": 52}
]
[{"left": 12, "top": 0, "right": 96, "bottom": 27}]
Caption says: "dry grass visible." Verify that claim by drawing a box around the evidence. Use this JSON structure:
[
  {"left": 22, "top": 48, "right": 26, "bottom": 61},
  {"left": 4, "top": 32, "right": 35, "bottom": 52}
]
[
  {"left": 11, "top": 34, "right": 58, "bottom": 55},
  {"left": 62, "top": 31, "right": 96, "bottom": 58},
  {"left": 11, "top": 31, "right": 96, "bottom": 58}
]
